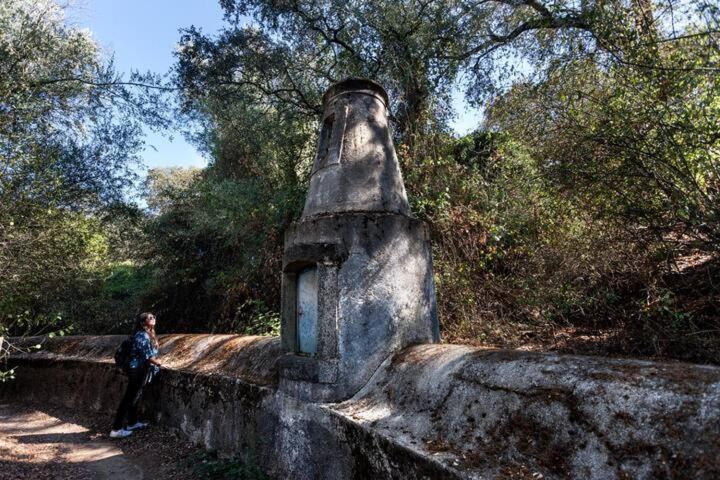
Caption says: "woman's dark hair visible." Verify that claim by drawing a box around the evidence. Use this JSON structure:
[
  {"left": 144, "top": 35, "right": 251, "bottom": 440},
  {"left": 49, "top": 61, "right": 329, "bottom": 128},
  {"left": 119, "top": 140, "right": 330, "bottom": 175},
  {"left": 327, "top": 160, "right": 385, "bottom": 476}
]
[{"left": 134, "top": 312, "right": 159, "bottom": 349}]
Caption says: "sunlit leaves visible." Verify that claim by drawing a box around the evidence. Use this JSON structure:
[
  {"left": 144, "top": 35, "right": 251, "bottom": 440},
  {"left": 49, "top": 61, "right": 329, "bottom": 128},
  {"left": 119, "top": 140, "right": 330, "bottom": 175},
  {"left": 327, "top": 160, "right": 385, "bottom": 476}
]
[{"left": 0, "top": 0, "right": 166, "bottom": 343}]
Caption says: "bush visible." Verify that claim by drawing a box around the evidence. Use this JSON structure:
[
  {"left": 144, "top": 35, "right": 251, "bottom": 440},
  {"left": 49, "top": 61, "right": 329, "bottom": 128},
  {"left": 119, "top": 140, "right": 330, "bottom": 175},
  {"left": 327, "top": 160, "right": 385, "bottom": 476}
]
[{"left": 188, "top": 450, "right": 268, "bottom": 480}]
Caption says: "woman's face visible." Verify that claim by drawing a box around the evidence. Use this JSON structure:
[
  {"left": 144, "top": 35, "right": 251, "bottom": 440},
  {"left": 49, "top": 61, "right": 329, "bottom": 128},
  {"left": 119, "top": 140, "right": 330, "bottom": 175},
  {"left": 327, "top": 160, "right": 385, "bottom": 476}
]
[{"left": 145, "top": 314, "right": 156, "bottom": 328}]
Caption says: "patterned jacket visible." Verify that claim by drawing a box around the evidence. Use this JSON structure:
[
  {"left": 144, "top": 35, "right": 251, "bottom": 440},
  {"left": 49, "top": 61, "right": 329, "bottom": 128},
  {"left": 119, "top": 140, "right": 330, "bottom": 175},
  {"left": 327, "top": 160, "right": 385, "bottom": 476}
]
[{"left": 128, "top": 331, "right": 160, "bottom": 380}]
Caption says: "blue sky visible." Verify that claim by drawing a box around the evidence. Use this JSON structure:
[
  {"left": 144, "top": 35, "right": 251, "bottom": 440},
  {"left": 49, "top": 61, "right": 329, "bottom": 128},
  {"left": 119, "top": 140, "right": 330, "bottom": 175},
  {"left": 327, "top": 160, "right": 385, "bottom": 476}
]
[
  {"left": 67, "top": 0, "right": 224, "bottom": 174},
  {"left": 67, "top": 0, "right": 481, "bottom": 175}
]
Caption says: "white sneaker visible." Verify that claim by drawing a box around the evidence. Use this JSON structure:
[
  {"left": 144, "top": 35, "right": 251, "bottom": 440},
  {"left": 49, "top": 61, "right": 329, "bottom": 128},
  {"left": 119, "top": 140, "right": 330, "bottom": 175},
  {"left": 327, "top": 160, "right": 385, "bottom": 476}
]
[
  {"left": 126, "top": 422, "right": 148, "bottom": 431},
  {"left": 109, "top": 429, "right": 133, "bottom": 438}
]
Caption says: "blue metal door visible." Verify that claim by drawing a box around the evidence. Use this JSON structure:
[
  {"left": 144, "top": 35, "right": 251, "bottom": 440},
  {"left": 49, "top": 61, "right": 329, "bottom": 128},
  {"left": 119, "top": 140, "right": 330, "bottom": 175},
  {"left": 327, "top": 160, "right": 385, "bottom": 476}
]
[{"left": 297, "top": 266, "right": 318, "bottom": 354}]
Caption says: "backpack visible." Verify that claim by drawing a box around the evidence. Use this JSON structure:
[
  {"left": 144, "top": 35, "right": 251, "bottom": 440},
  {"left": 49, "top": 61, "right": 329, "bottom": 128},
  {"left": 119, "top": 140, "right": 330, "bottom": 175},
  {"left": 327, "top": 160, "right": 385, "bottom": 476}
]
[{"left": 114, "top": 336, "right": 132, "bottom": 373}]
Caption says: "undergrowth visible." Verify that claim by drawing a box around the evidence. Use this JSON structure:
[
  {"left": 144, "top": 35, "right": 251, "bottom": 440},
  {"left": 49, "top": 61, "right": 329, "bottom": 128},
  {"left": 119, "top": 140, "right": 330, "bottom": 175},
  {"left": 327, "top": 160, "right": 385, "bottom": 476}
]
[{"left": 188, "top": 450, "right": 269, "bottom": 480}]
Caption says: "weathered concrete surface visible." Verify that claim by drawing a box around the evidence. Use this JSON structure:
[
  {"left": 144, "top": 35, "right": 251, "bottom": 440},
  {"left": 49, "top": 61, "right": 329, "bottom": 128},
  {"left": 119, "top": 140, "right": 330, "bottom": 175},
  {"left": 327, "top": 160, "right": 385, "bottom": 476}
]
[
  {"left": 3, "top": 335, "right": 453, "bottom": 479},
  {"left": 9, "top": 334, "right": 280, "bottom": 385},
  {"left": 336, "top": 345, "right": 720, "bottom": 479},
  {"left": 302, "top": 78, "right": 410, "bottom": 218},
  {"left": 3, "top": 335, "right": 720, "bottom": 479},
  {"left": 280, "top": 78, "right": 439, "bottom": 403},
  {"left": 281, "top": 213, "right": 439, "bottom": 401}
]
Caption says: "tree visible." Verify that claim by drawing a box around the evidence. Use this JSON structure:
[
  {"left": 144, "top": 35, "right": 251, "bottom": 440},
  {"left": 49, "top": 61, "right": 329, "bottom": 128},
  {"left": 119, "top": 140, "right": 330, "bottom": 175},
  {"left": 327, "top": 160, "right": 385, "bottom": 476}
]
[
  {"left": 142, "top": 97, "right": 313, "bottom": 332},
  {"left": 176, "top": 0, "right": 490, "bottom": 141},
  {"left": 480, "top": 1, "right": 720, "bottom": 360},
  {"left": 486, "top": 1, "right": 720, "bottom": 251},
  {"left": 144, "top": 167, "right": 202, "bottom": 215},
  {"left": 0, "top": 0, "right": 166, "bottom": 369},
  {"left": 162, "top": 0, "right": 720, "bottom": 361}
]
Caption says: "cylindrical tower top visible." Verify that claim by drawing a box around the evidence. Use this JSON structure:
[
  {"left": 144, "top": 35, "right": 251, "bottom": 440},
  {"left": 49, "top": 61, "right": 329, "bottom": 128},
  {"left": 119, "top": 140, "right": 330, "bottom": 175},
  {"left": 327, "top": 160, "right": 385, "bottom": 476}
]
[
  {"left": 322, "top": 78, "right": 389, "bottom": 107},
  {"left": 301, "top": 78, "right": 411, "bottom": 219}
]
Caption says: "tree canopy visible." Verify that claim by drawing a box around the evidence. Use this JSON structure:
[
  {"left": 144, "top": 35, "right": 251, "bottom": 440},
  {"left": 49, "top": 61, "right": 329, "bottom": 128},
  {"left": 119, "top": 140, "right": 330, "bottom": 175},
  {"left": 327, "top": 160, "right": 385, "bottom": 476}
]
[
  {"left": 0, "top": 0, "right": 165, "bottom": 361},
  {"left": 2, "top": 0, "right": 719, "bottom": 366}
]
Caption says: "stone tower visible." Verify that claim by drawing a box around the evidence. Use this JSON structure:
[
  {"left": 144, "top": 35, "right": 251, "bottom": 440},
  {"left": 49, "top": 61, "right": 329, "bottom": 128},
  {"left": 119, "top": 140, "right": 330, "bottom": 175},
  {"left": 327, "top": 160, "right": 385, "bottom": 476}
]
[{"left": 279, "top": 78, "right": 439, "bottom": 402}]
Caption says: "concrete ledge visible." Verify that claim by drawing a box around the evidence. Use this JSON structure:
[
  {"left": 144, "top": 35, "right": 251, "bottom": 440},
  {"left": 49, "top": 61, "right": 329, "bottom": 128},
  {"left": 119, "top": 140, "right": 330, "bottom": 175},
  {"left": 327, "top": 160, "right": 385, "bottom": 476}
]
[
  {"left": 3, "top": 335, "right": 719, "bottom": 479},
  {"left": 339, "top": 345, "right": 720, "bottom": 479},
  {"left": 10, "top": 334, "right": 281, "bottom": 386}
]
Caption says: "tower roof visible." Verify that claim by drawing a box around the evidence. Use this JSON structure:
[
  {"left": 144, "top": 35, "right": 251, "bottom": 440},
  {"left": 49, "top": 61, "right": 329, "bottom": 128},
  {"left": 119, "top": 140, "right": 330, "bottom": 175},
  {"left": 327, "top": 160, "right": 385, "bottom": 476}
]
[
  {"left": 302, "top": 78, "right": 410, "bottom": 218},
  {"left": 322, "top": 78, "right": 389, "bottom": 107}
]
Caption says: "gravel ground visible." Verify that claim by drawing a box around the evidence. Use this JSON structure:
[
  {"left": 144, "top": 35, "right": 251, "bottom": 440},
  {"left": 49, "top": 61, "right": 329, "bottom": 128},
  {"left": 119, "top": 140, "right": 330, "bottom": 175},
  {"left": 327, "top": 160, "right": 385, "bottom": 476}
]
[{"left": 0, "top": 402, "right": 204, "bottom": 480}]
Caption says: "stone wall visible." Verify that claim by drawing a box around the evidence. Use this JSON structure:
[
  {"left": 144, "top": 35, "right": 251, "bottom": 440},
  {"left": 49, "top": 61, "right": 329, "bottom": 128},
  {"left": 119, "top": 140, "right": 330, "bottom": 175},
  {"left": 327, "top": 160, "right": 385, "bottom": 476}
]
[{"left": 3, "top": 335, "right": 719, "bottom": 479}]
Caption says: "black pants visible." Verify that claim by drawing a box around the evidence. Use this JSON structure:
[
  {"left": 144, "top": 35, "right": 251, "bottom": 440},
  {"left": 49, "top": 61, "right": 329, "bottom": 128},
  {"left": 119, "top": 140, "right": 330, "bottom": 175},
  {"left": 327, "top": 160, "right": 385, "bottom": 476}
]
[{"left": 112, "top": 367, "right": 148, "bottom": 430}]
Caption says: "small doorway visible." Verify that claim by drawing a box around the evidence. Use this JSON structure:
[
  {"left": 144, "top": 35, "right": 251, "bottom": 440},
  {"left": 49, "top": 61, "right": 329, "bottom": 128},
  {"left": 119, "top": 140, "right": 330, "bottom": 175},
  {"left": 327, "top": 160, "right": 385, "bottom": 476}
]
[{"left": 296, "top": 266, "right": 318, "bottom": 354}]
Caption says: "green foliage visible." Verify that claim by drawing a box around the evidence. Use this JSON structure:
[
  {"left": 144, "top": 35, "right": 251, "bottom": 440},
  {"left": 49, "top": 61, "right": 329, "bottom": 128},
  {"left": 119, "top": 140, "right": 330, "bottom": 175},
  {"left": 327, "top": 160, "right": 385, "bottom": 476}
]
[
  {"left": 141, "top": 164, "right": 306, "bottom": 331},
  {"left": 237, "top": 300, "right": 281, "bottom": 337},
  {"left": 3, "top": 0, "right": 719, "bottom": 366},
  {"left": 157, "top": 0, "right": 720, "bottom": 363},
  {"left": 1, "top": 209, "right": 105, "bottom": 330},
  {"left": 0, "top": 368, "right": 15, "bottom": 383},
  {"left": 67, "top": 261, "right": 154, "bottom": 334},
  {"left": 1, "top": 311, "right": 67, "bottom": 381},
  {"left": 103, "top": 262, "right": 153, "bottom": 300},
  {"left": 488, "top": 43, "right": 720, "bottom": 250},
  {"left": 188, "top": 450, "right": 269, "bottom": 480},
  {"left": 141, "top": 72, "right": 313, "bottom": 332},
  {"left": 403, "top": 131, "right": 627, "bottom": 339},
  {"left": 476, "top": 0, "right": 720, "bottom": 359},
  {"left": 144, "top": 167, "right": 202, "bottom": 215},
  {"left": 0, "top": 0, "right": 167, "bottom": 354},
  {"left": 176, "top": 0, "right": 485, "bottom": 137}
]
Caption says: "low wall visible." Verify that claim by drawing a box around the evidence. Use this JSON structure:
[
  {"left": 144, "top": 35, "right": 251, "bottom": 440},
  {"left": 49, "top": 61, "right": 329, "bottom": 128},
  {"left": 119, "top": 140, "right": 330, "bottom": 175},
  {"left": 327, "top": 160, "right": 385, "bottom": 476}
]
[{"left": 2, "top": 335, "right": 719, "bottom": 479}]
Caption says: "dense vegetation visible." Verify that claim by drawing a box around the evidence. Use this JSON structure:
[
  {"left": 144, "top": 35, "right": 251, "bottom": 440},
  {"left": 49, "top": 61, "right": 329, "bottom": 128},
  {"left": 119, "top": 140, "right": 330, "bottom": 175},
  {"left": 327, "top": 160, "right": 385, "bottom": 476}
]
[{"left": 1, "top": 0, "right": 719, "bottom": 367}]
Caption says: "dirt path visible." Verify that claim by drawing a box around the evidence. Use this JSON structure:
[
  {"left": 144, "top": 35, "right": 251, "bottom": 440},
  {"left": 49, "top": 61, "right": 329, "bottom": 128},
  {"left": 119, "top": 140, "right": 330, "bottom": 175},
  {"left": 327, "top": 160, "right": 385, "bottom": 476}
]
[{"left": 0, "top": 402, "right": 201, "bottom": 480}]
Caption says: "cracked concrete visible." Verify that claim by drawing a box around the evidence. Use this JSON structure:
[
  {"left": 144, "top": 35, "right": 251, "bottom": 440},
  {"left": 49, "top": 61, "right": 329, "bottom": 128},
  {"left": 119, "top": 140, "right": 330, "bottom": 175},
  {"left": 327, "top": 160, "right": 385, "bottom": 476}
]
[{"left": 3, "top": 335, "right": 720, "bottom": 479}]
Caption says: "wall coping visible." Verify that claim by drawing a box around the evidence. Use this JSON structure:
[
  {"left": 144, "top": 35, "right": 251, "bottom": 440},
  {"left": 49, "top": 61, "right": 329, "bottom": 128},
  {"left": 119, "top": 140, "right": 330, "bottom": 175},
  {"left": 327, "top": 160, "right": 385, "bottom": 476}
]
[
  {"left": 11, "top": 334, "right": 281, "bottom": 386},
  {"left": 8, "top": 334, "right": 720, "bottom": 478}
]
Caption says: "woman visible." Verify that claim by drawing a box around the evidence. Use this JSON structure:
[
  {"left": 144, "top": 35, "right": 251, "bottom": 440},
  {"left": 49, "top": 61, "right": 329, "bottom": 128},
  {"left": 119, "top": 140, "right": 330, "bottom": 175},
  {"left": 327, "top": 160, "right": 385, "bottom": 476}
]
[{"left": 110, "top": 312, "right": 162, "bottom": 438}]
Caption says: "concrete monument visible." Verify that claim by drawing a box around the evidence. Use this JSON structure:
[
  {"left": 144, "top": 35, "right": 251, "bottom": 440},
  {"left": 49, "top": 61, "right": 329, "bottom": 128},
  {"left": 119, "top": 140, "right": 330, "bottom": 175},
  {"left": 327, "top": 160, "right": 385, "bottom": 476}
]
[{"left": 279, "top": 78, "right": 440, "bottom": 401}]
